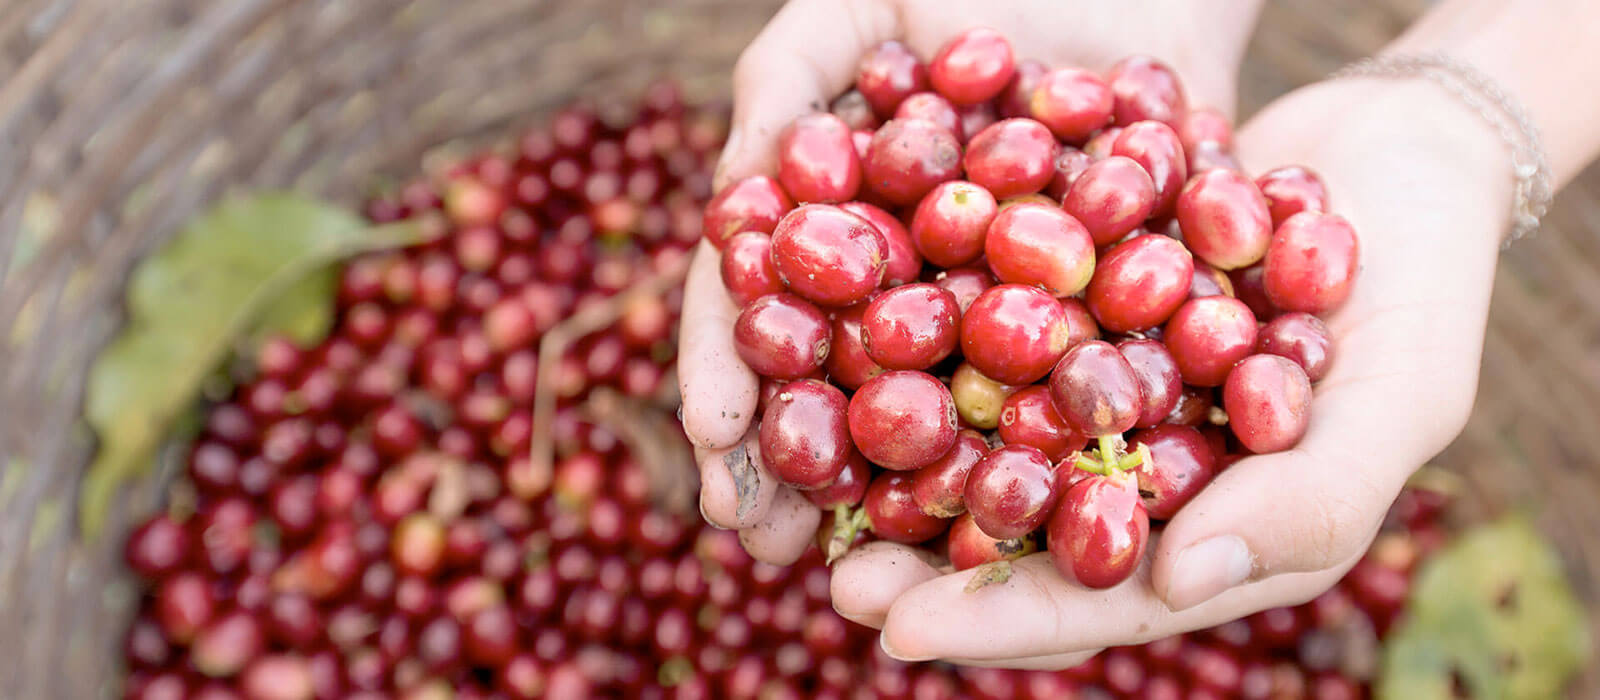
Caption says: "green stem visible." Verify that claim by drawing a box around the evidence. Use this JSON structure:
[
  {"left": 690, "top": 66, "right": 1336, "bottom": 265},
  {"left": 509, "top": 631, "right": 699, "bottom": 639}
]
[
  {"left": 1072, "top": 453, "right": 1108, "bottom": 475},
  {"left": 1118, "top": 442, "right": 1152, "bottom": 471}
]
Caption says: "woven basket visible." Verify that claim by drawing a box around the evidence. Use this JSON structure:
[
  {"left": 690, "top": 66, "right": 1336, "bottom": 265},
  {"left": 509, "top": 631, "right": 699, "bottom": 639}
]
[{"left": 1, "top": 0, "right": 1595, "bottom": 697}]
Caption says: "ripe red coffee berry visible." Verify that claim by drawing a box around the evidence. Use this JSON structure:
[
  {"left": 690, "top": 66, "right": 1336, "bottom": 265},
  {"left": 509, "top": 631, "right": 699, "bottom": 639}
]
[
  {"left": 861, "top": 283, "right": 961, "bottom": 370},
  {"left": 1048, "top": 471, "right": 1149, "bottom": 588},
  {"left": 849, "top": 370, "right": 959, "bottom": 470},
  {"left": 949, "top": 362, "right": 1021, "bottom": 430},
  {"left": 1086, "top": 234, "right": 1194, "bottom": 333},
  {"left": 965, "top": 444, "right": 1058, "bottom": 539},
  {"left": 760, "top": 379, "right": 853, "bottom": 490},
  {"left": 895, "top": 92, "right": 963, "bottom": 139},
  {"left": 1030, "top": 67, "right": 1115, "bottom": 143},
  {"left": 839, "top": 201, "right": 922, "bottom": 287},
  {"left": 1263, "top": 211, "right": 1360, "bottom": 314},
  {"left": 865, "top": 118, "right": 963, "bottom": 205},
  {"left": 1230, "top": 264, "right": 1278, "bottom": 321},
  {"left": 1255, "top": 166, "right": 1329, "bottom": 227},
  {"left": 703, "top": 176, "right": 794, "bottom": 249},
  {"left": 961, "top": 284, "right": 1075, "bottom": 384},
  {"left": 1190, "top": 262, "right": 1235, "bottom": 299},
  {"left": 1256, "top": 312, "right": 1334, "bottom": 382},
  {"left": 823, "top": 302, "right": 886, "bottom": 390},
  {"left": 733, "top": 293, "right": 831, "bottom": 380},
  {"left": 856, "top": 41, "right": 930, "bottom": 116},
  {"left": 998, "top": 385, "right": 1087, "bottom": 461},
  {"left": 932, "top": 265, "right": 996, "bottom": 314},
  {"left": 929, "top": 28, "right": 1016, "bottom": 104},
  {"left": 1049, "top": 339, "right": 1145, "bottom": 438},
  {"left": 770, "top": 204, "right": 887, "bottom": 306},
  {"left": 1063, "top": 155, "right": 1158, "bottom": 247},
  {"left": 1045, "top": 148, "right": 1095, "bottom": 201},
  {"left": 778, "top": 112, "right": 862, "bottom": 203},
  {"left": 805, "top": 450, "right": 871, "bottom": 509},
  {"left": 864, "top": 472, "right": 948, "bottom": 544},
  {"left": 911, "top": 180, "right": 999, "bottom": 267},
  {"left": 1177, "top": 169, "right": 1273, "bottom": 270},
  {"left": 720, "top": 232, "right": 784, "bottom": 306},
  {"left": 983, "top": 202, "right": 1096, "bottom": 296},
  {"left": 959, "top": 101, "right": 998, "bottom": 142},
  {"left": 1116, "top": 338, "right": 1182, "bottom": 428},
  {"left": 1165, "top": 296, "right": 1258, "bottom": 387},
  {"left": 948, "top": 512, "right": 1037, "bottom": 571},
  {"left": 1111, "top": 120, "right": 1187, "bottom": 217},
  {"left": 911, "top": 429, "right": 988, "bottom": 517},
  {"left": 1224, "top": 354, "right": 1313, "bottom": 453},
  {"left": 1106, "top": 55, "right": 1187, "bottom": 127},
  {"left": 998, "top": 59, "right": 1048, "bottom": 117},
  {"left": 1177, "top": 106, "right": 1234, "bottom": 152},
  {"left": 1129, "top": 425, "right": 1217, "bottom": 520},
  {"left": 962, "top": 118, "right": 1058, "bottom": 199}
]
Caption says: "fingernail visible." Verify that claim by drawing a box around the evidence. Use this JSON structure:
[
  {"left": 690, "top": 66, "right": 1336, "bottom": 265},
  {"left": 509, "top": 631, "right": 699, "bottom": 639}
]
[
  {"left": 699, "top": 498, "right": 728, "bottom": 530},
  {"left": 880, "top": 632, "right": 932, "bottom": 662},
  {"left": 1164, "top": 535, "right": 1254, "bottom": 611}
]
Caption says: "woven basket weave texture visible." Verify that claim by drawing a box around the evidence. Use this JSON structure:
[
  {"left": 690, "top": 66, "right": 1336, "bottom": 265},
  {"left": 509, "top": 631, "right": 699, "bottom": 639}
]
[{"left": 1, "top": 0, "right": 1596, "bottom": 697}]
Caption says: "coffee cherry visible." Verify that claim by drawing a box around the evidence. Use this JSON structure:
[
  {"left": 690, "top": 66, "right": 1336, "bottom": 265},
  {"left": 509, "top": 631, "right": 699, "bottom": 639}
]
[
  {"left": 961, "top": 284, "right": 1075, "bottom": 385},
  {"left": 864, "top": 472, "right": 948, "bottom": 544},
  {"left": 778, "top": 113, "right": 862, "bottom": 203},
  {"left": 1224, "top": 354, "right": 1314, "bottom": 453},
  {"left": 928, "top": 28, "right": 1015, "bottom": 104},
  {"left": 865, "top": 119, "right": 963, "bottom": 205},
  {"left": 733, "top": 293, "right": 831, "bottom": 380},
  {"left": 771, "top": 204, "right": 888, "bottom": 306},
  {"left": 911, "top": 181, "right": 999, "bottom": 267},
  {"left": 761, "top": 379, "right": 853, "bottom": 490},
  {"left": 965, "top": 444, "right": 1058, "bottom": 539},
  {"left": 1263, "top": 211, "right": 1360, "bottom": 314},
  {"left": 1049, "top": 340, "right": 1144, "bottom": 438},
  {"left": 856, "top": 41, "right": 929, "bottom": 116},
  {"left": 1048, "top": 471, "right": 1149, "bottom": 588},
  {"left": 861, "top": 283, "right": 961, "bottom": 370},
  {"left": 703, "top": 176, "right": 793, "bottom": 249},
  {"left": 848, "top": 371, "right": 958, "bottom": 471},
  {"left": 983, "top": 203, "right": 1095, "bottom": 296}
]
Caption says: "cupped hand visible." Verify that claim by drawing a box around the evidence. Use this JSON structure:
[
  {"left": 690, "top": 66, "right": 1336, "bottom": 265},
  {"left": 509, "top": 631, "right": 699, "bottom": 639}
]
[
  {"left": 829, "top": 77, "right": 1515, "bottom": 667},
  {"left": 680, "top": 0, "right": 1266, "bottom": 564}
]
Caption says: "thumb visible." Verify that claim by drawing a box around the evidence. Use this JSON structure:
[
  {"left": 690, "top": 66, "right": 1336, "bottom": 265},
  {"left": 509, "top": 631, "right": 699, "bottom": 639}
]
[
  {"left": 1150, "top": 310, "right": 1476, "bottom": 611},
  {"left": 714, "top": 0, "right": 900, "bottom": 189}
]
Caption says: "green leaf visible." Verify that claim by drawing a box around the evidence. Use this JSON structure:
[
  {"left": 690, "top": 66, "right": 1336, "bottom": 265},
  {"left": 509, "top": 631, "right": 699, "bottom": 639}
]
[
  {"left": 1377, "top": 516, "right": 1591, "bottom": 700},
  {"left": 81, "top": 193, "right": 431, "bottom": 536}
]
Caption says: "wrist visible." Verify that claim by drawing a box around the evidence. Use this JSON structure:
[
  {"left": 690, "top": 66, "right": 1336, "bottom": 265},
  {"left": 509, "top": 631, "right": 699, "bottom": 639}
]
[{"left": 1386, "top": 0, "right": 1600, "bottom": 186}]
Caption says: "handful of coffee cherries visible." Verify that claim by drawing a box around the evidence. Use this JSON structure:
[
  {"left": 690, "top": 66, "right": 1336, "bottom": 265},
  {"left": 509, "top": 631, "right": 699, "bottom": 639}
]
[{"left": 707, "top": 28, "right": 1357, "bottom": 589}]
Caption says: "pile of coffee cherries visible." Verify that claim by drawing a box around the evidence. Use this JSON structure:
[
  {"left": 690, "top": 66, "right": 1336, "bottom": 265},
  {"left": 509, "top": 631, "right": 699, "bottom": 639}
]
[{"left": 713, "top": 29, "right": 1358, "bottom": 587}]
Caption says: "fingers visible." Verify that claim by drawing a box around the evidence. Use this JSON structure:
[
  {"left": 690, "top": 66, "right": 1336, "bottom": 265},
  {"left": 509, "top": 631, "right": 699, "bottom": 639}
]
[
  {"left": 715, "top": 0, "right": 900, "bottom": 188},
  {"left": 877, "top": 549, "right": 1348, "bottom": 661},
  {"left": 736, "top": 486, "right": 821, "bottom": 566},
  {"left": 695, "top": 426, "right": 778, "bottom": 529},
  {"left": 936, "top": 649, "right": 1101, "bottom": 671},
  {"left": 678, "top": 240, "right": 759, "bottom": 450},
  {"left": 830, "top": 541, "right": 945, "bottom": 627}
]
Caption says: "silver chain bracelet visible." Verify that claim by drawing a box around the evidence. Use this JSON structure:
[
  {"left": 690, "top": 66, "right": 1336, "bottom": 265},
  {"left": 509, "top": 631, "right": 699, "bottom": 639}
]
[{"left": 1331, "top": 53, "right": 1552, "bottom": 248}]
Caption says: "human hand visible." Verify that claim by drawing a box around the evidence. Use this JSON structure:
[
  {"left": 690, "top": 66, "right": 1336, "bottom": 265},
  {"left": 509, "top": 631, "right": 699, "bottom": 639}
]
[
  {"left": 679, "top": 0, "right": 1267, "bottom": 565},
  {"left": 827, "top": 76, "right": 1516, "bottom": 667}
]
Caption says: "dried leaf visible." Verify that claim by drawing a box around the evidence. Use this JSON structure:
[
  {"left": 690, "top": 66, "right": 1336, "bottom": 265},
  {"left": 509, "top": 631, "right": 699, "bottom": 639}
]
[
  {"left": 964, "top": 560, "right": 1015, "bottom": 593},
  {"left": 1377, "top": 516, "right": 1591, "bottom": 700},
  {"left": 81, "top": 194, "right": 432, "bottom": 535}
]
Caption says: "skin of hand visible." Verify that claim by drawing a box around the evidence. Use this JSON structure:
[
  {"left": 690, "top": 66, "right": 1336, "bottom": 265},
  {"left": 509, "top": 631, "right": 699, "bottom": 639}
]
[
  {"left": 832, "top": 76, "right": 1516, "bottom": 667},
  {"left": 829, "top": 0, "right": 1600, "bottom": 667},
  {"left": 679, "top": 0, "right": 1266, "bottom": 564}
]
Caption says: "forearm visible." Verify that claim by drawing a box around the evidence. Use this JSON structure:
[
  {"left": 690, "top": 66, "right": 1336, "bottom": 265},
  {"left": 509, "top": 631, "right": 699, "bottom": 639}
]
[{"left": 1386, "top": 0, "right": 1600, "bottom": 186}]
